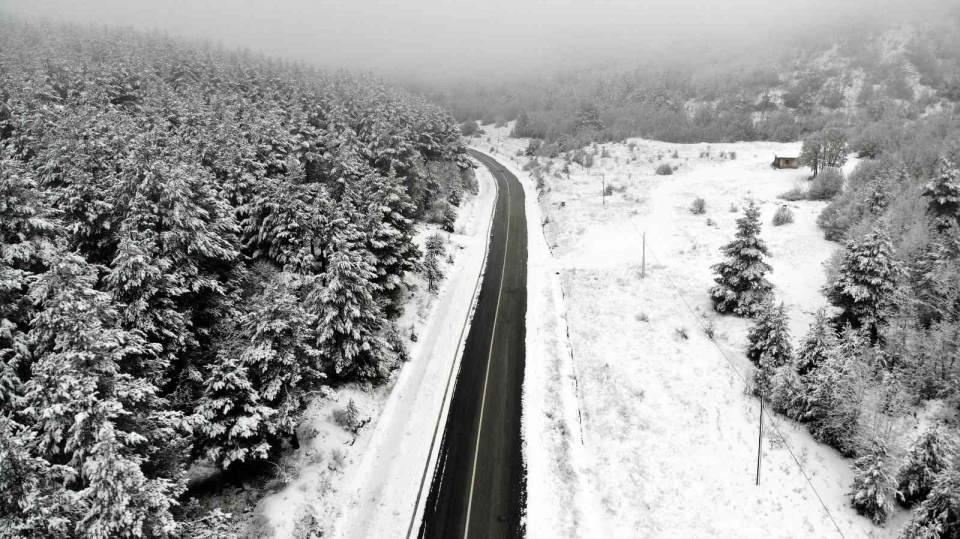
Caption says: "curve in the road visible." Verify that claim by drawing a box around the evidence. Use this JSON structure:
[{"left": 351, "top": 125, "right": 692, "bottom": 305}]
[{"left": 418, "top": 150, "right": 528, "bottom": 539}]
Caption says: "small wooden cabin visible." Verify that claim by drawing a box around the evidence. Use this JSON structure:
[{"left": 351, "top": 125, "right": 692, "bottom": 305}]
[{"left": 771, "top": 155, "right": 800, "bottom": 169}]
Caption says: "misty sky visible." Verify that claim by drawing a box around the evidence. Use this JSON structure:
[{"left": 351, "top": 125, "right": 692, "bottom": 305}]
[{"left": 0, "top": 0, "right": 952, "bottom": 79}]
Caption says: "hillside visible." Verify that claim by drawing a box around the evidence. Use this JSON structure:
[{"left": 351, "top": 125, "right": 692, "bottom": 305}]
[
  {"left": 429, "top": 12, "right": 960, "bottom": 152},
  {"left": 0, "top": 20, "right": 471, "bottom": 537}
]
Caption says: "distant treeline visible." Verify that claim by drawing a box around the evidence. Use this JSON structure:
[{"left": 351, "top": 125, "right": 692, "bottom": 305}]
[{"left": 0, "top": 20, "right": 470, "bottom": 536}]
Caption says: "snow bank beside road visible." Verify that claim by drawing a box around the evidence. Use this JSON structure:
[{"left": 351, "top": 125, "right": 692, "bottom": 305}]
[{"left": 482, "top": 150, "right": 606, "bottom": 538}]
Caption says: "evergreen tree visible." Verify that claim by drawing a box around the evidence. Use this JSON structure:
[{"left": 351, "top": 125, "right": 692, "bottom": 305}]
[
  {"left": 900, "top": 466, "right": 960, "bottom": 539},
  {"left": 802, "top": 327, "right": 867, "bottom": 456},
  {"left": 305, "top": 208, "right": 395, "bottom": 380},
  {"left": 353, "top": 173, "right": 420, "bottom": 317},
  {"left": 769, "top": 365, "right": 807, "bottom": 420},
  {"left": 709, "top": 201, "right": 773, "bottom": 316},
  {"left": 424, "top": 251, "right": 444, "bottom": 293},
  {"left": 194, "top": 352, "right": 276, "bottom": 469},
  {"left": 241, "top": 275, "right": 322, "bottom": 437},
  {"left": 826, "top": 226, "right": 903, "bottom": 341},
  {"left": 20, "top": 253, "right": 183, "bottom": 534},
  {"left": 922, "top": 157, "right": 960, "bottom": 232},
  {"left": 911, "top": 231, "right": 960, "bottom": 325},
  {"left": 795, "top": 308, "right": 838, "bottom": 375},
  {"left": 747, "top": 301, "right": 793, "bottom": 397},
  {"left": 78, "top": 422, "right": 180, "bottom": 538},
  {"left": 851, "top": 438, "right": 896, "bottom": 525},
  {"left": 0, "top": 161, "right": 58, "bottom": 408},
  {"left": 896, "top": 426, "right": 957, "bottom": 507},
  {"left": 865, "top": 178, "right": 890, "bottom": 216}
]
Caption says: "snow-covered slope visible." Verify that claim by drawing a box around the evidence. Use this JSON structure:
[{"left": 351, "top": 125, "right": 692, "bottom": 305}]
[{"left": 478, "top": 125, "right": 921, "bottom": 538}]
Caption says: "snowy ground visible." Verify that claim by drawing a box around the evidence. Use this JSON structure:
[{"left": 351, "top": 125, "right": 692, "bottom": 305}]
[
  {"left": 256, "top": 160, "right": 496, "bottom": 538},
  {"left": 475, "top": 124, "right": 920, "bottom": 538}
]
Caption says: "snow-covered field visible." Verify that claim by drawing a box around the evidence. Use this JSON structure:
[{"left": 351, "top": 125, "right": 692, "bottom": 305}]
[
  {"left": 476, "top": 125, "right": 919, "bottom": 538},
  {"left": 256, "top": 161, "right": 496, "bottom": 537}
]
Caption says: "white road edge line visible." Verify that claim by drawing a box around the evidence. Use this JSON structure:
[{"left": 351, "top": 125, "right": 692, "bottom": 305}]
[{"left": 463, "top": 160, "right": 513, "bottom": 539}]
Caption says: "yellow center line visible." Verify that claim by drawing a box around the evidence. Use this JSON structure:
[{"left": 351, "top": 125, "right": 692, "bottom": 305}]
[{"left": 463, "top": 161, "right": 512, "bottom": 539}]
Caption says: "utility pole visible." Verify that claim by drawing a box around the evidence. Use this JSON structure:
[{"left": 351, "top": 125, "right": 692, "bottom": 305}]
[
  {"left": 641, "top": 232, "right": 646, "bottom": 279},
  {"left": 756, "top": 398, "right": 764, "bottom": 485},
  {"left": 599, "top": 172, "right": 606, "bottom": 207}
]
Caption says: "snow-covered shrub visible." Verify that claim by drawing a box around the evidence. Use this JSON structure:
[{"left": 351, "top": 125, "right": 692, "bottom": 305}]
[
  {"left": 779, "top": 186, "right": 807, "bottom": 201},
  {"left": 571, "top": 148, "right": 594, "bottom": 168},
  {"left": 896, "top": 426, "right": 957, "bottom": 507},
  {"left": 385, "top": 324, "right": 410, "bottom": 363},
  {"left": 460, "top": 120, "right": 481, "bottom": 136},
  {"left": 655, "top": 163, "right": 673, "bottom": 175},
  {"left": 441, "top": 204, "right": 458, "bottom": 233},
  {"left": 426, "top": 233, "right": 446, "bottom": 258},
  {"left": 807, "top": 167, "right": 844, "bottom": 200},
  {"left": 772, "top": 205, "right": 795, "bottom": 226},
  {"left": 704, "top": 320, "right": 715, "bottom": 340},
  {"left": 850, "top": 439, "right": 895, "bottom": 525},
  {"left": 333, "top": 399, "right": 361, "bottom": 431},
  {"left": 690, "top": 197, "right": 707, "bottom": 214}
]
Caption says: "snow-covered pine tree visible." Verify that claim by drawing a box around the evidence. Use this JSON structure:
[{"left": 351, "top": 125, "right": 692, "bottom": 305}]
[
  {"left": 20, "top": 253, "right": 183, "bottom": 534},
  {"left": 795, "top": 308, "right": 838, "bottom": 375},
  {"left": 78, "top": 422, "right": 180, "bottom": 538},
  {"left": 802, "top": 326, "right": 867, "bottom": 456},
  {"left": 423, "top": 232, "right": 446, "bottom": 293},
  {"left": 306, "top": 205, "right": 396, "bottom": 380},
  {"left": 747, "top": 300, "right": 793, "bottom": 397},
  {"left": 107, "top": 159, "right": 241, "bottom": 398},
  {"left": 769, "top": 365, "right": 807, "bottom": 420},
  {"left": 0, "top": 416, "right": 80, "bottom": 537},
  {"left": 238, "top": 178, "right": 325, "bottom": 273},
  {"left": 900, "top": 466, "right": 960, "bottom": 539},
  {"left": 922, "top": 156, "right": 960, "bottom": 232},
  {"left": 896, "top": 426, "right": 957, "bottom": 507},
  {"left": 0, "top": 160, "right": 58, "bottom": 408},
  {"left": 851, "top": 438, "right": 896, "bottom": 525},
  {"left": 423, "top": 250, "right": 444, "bottom": 293},
  {"left": 353, "top": 173, "right": 420, "bottom": 318},
  {"left": 709, "top": 200, "right": 773, "bottom": 317},
  {"left": 865, "top": 178, "right": 890, "bottom": 216},
  {"left": 194, "top": 351, "right": 277, "bottom": 469},
  {"left": 826, "top": 226, "right": 903, "bottom": 341},
  {"left": 241, "top": 274, "right": 322, "bottom": 437}
]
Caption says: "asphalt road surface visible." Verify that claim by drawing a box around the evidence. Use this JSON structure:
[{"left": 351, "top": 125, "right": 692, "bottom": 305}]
[{"left": 418, "top": 150, "right": 528, "bottom": 539}]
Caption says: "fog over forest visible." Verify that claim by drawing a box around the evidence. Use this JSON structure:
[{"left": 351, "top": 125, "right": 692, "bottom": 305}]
[{"left": 2, "top": 0, "right": 957, "bottom": 79}]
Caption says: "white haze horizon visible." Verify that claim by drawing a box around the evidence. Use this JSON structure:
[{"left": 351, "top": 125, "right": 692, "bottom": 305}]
[{"left": 1, "top": 0, "right": 957, "bottom": 82}]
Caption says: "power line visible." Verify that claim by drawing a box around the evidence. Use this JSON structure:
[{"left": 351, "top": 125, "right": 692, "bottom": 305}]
[{"left": 627, "top": 219, "right": 847, "bottom": 539}]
